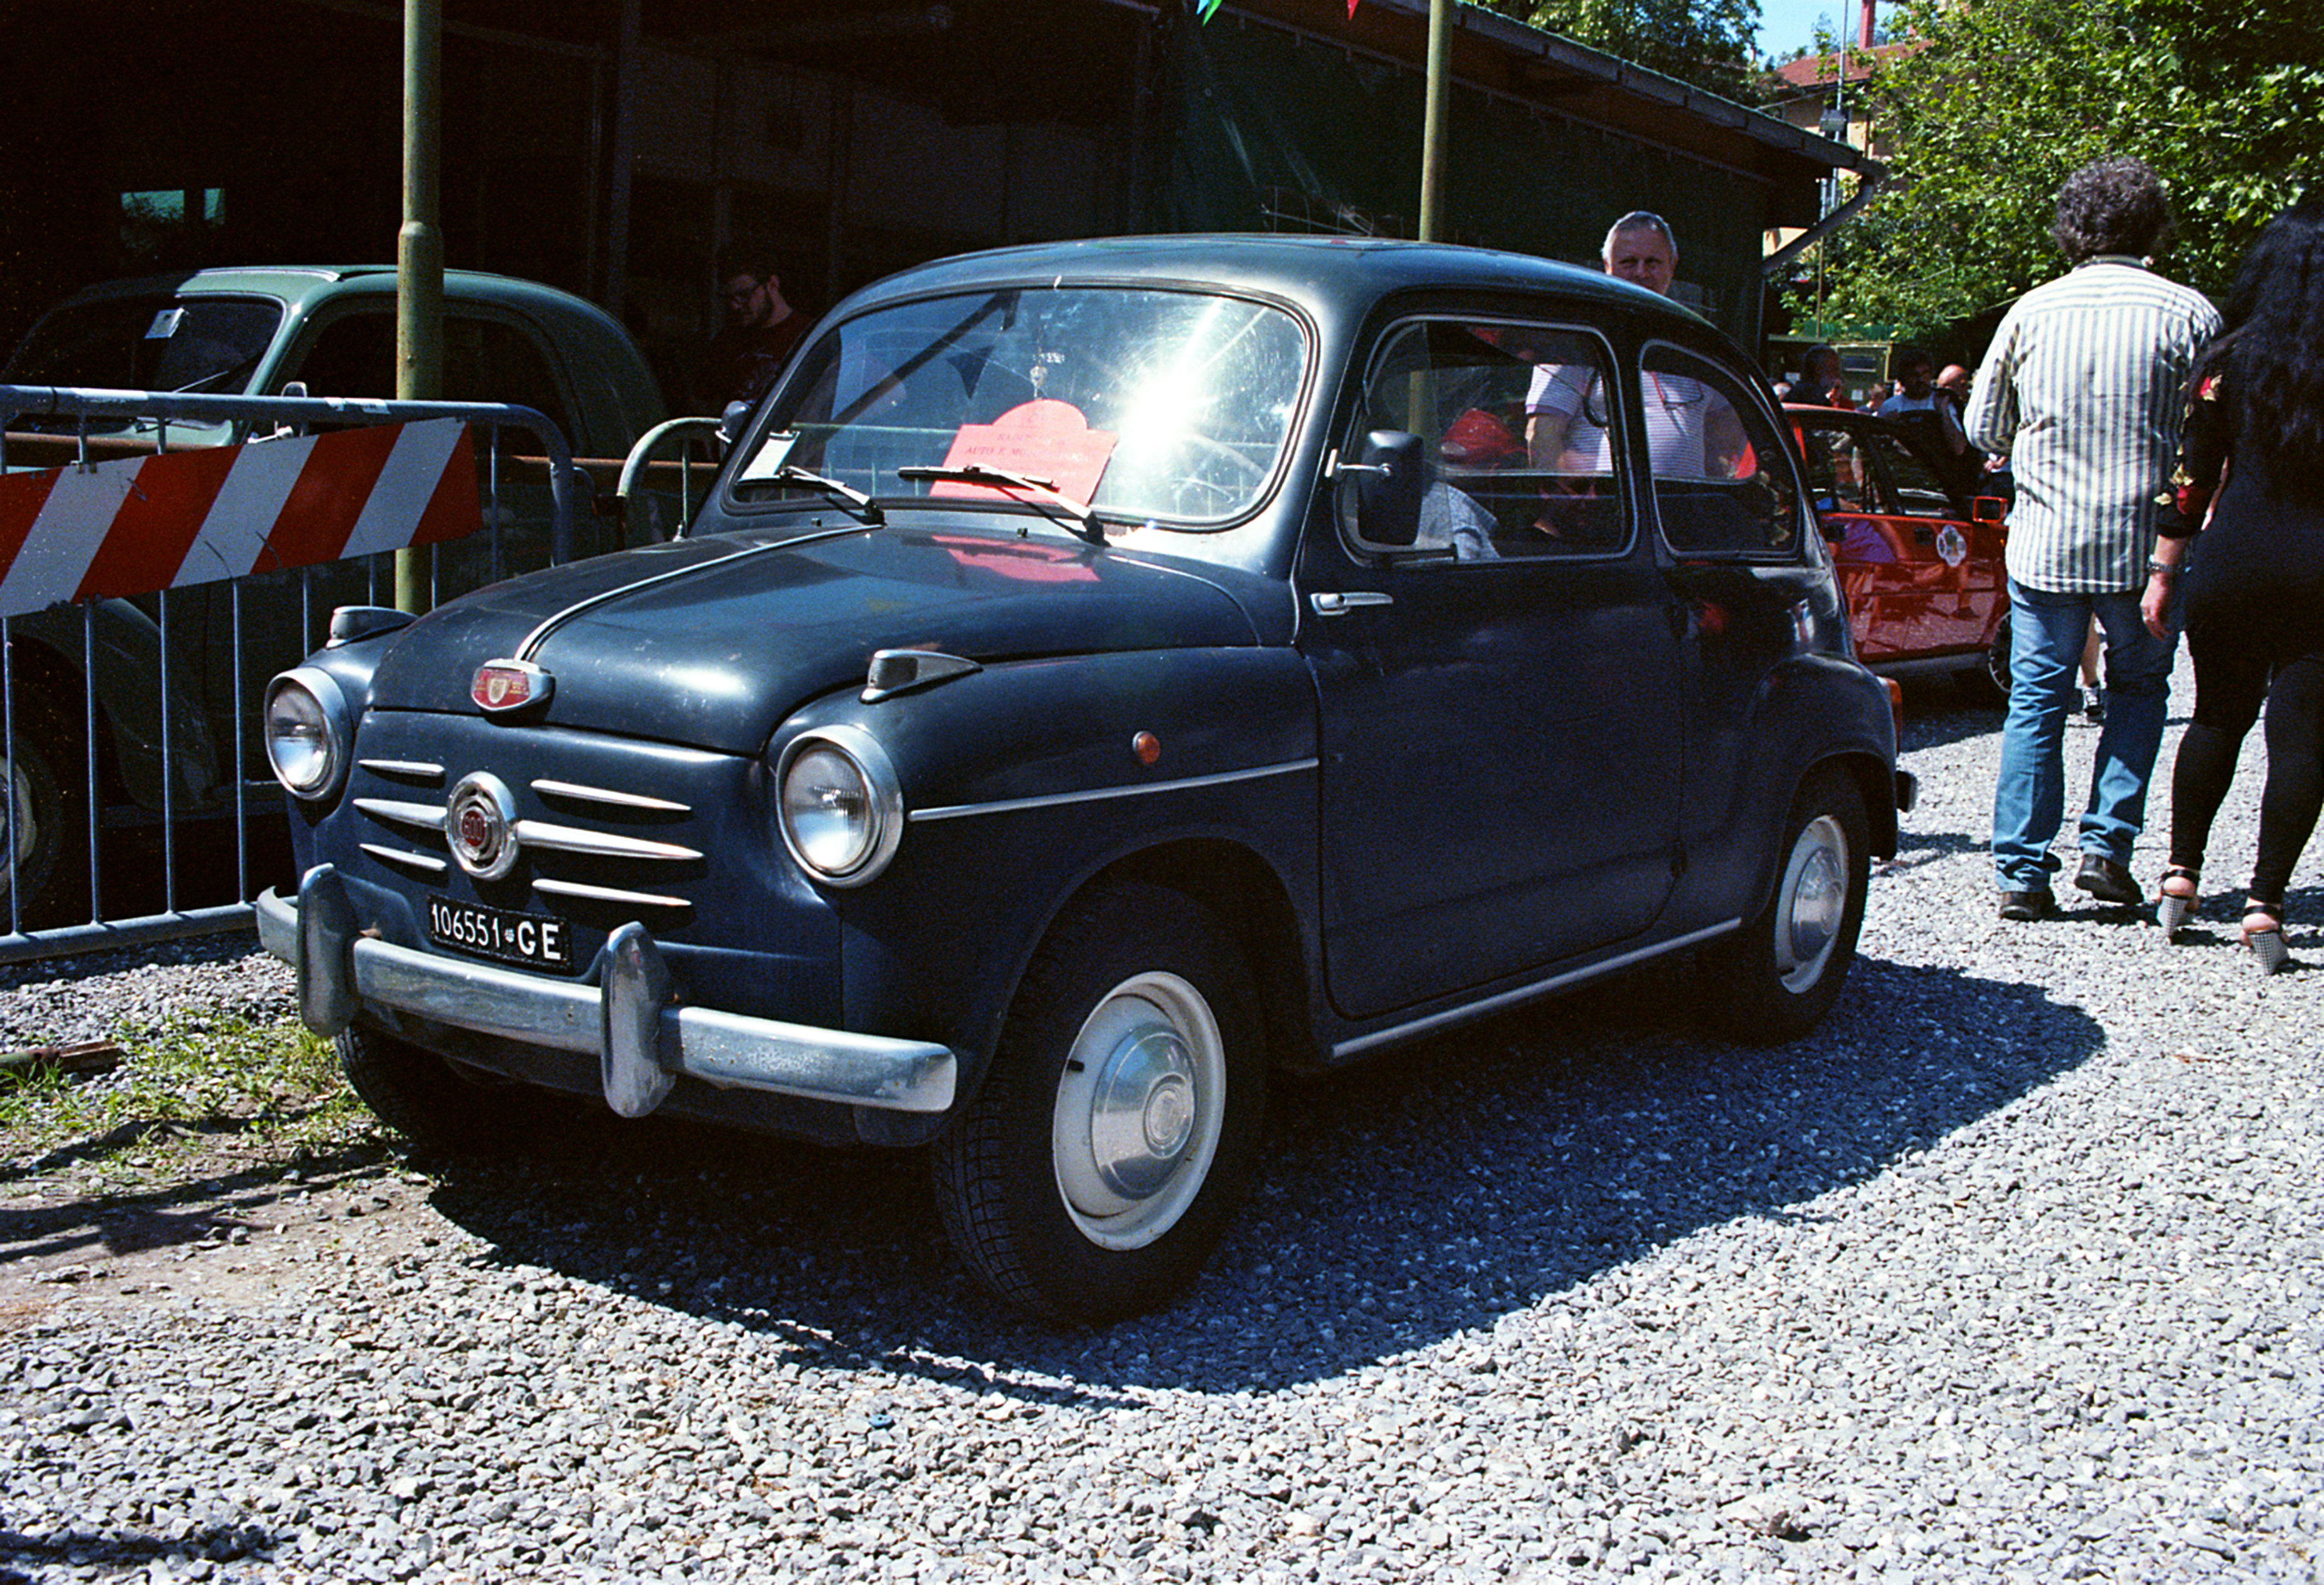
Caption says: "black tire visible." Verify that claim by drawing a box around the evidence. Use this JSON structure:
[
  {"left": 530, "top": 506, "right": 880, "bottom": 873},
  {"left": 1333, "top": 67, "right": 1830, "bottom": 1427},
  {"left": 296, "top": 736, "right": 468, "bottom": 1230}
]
[
  {"left": 337, "top": 1025, "right": 544, "bottom": 1154},
  {"left": 0, "top": 690, "right": 88, "bottom": 931},
  {"left": 1970, "top": 611, "right": 2013, "bottom": 704},
  {"left": 1701, "top": 765, "right": 1870, "bottom": 1044},
  {"left": 933, "top": 882, "right": 1266, "bottom": 1325}
]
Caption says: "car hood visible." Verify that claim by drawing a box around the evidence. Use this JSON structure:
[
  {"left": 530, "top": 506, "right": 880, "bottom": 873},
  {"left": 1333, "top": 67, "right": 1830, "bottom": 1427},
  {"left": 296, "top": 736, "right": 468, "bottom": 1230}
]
[{"left": 365, "top": 523, "right": 1264, "bottom": 753}]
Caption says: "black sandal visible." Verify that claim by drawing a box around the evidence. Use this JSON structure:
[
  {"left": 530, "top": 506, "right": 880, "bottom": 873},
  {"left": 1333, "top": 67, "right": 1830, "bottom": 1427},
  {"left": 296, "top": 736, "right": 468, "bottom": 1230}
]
[
  {"left": 2243, "top": 900, "right": 2289, "bottom": 975},
  {"left": 2156, "top": 866, "right": 2199, "bottom": 941}
]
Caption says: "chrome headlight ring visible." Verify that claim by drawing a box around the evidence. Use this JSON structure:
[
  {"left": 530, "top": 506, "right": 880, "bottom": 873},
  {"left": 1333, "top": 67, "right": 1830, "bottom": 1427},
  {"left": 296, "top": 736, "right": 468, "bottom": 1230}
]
[
  {"left": 775, "top": 724, "right": 904, "bottom": 888},
  {"left": 262, "top": 666, "right": 353, "bottom": 801}
]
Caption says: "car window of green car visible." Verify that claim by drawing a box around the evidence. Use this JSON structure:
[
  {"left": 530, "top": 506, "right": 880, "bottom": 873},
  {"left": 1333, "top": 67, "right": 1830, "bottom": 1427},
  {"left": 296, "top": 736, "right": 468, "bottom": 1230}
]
[{"left": 292, "top": 310, "right": 577, "bottom": 450}]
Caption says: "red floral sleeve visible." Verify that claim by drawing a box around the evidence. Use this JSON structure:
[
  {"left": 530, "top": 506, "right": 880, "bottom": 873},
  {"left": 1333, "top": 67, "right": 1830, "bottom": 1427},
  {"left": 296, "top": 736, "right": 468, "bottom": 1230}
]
[{"left": 2156, "top": 372, "right": 2228, "bottom": 538}]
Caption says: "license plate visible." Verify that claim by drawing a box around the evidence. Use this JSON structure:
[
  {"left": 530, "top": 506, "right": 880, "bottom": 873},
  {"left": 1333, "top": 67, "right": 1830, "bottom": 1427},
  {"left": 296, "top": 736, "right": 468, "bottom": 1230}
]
[{"left": 426, "top": 896, "right": 574, "bottom": 971}]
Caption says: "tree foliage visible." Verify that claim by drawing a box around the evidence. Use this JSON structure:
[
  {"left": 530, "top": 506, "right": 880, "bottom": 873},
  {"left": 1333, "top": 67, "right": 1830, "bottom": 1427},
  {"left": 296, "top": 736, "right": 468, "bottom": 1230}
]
[
  {"left": 1478, "top": 0, "right": 1765, "bottom": 102},
  {"left": 1804, "top": 0, "right": 2324, "bottom": 341}
]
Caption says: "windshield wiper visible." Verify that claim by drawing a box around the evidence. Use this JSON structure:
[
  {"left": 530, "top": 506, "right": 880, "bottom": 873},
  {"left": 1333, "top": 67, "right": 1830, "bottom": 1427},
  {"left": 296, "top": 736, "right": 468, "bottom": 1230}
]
[
  {"left": 752, "top": 465, "right": 884, "bottom": 525},
  {"left": 896, "top": 463, "right": 1103, "bottom": 544}
]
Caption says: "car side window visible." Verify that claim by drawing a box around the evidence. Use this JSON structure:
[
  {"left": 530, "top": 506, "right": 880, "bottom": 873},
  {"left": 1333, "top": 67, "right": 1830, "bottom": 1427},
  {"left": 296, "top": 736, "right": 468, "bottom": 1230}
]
[
  {"left": 1643, "top": 345, "right": 1801, "bottom": 559},
  {"left": 290, "top": 311, "right": 396, "bottom": 401},
  {"left": 1801, "top": 423, "right": 1878, "bottom": 515},
  {"left": 1342, "top": 318, "right": 1628, "bottom": 560},
  {"left": 289, "top": 309, "right": 577, "bottom": 451},
  {"left": 1863, "top": 428, "right": 1953, "bottom": 516}
]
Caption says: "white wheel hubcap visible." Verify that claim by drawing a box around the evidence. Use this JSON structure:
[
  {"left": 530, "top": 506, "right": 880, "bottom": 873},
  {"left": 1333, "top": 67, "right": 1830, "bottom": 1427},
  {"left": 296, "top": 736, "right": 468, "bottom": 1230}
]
[
  {"left": 1052, "top": 971, "right": 1226, "bottom": 1250},
  {"left": 1774, "top": 813, "right": 1848, "bottom": 992}
]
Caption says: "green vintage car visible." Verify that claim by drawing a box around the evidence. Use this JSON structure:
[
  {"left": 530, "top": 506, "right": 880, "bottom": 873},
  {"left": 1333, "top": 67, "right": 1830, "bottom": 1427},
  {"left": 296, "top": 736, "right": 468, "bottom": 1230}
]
[{"left": 0, "top": 267, "right": 669, "bottom": 927}]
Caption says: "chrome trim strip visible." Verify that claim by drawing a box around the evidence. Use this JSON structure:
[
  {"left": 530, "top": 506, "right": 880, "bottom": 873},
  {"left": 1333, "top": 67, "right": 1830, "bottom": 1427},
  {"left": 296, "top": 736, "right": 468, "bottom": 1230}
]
[
  {"left": 535, "top": 877, "right": 690, "bottom": 909},
  {"left": 360, "top": 842, "right": 448, "bottom": 875},
  {"left": 515, "top": 539, "right": 796, "bottom": 661},
  {"left": 358, "top": 758, "right": 446, "bottom": 781},
  {"left": 256, "top": 882, "right": 957, "bottom": 1115},
  {"left": 911, "top": 757, "right": 1319, "bottom": 823},
  {"left": 512, "top": 820, "right": 703, "bottom": 862},
  {"left": 355, "top": 797, "right": 448, "bottom": 833},
  {"left": 530, "top": 779, "right": 691, "bottom": 813},
  {"left": 1329, "top": 920, "right": 1743, "bottom": 1060}
]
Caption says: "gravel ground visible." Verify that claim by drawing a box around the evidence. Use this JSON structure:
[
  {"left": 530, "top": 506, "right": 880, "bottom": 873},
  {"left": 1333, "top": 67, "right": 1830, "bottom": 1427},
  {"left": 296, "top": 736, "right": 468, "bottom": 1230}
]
[{"left": 3, "top": 654, "right": 2320, "bottom": 1584}]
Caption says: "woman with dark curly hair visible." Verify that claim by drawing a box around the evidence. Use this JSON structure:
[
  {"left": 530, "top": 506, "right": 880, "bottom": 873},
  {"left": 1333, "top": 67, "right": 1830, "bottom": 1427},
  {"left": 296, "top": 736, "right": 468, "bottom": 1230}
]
[{"left": 2146, "top": 189, "right": 2324, "bottom": 971}]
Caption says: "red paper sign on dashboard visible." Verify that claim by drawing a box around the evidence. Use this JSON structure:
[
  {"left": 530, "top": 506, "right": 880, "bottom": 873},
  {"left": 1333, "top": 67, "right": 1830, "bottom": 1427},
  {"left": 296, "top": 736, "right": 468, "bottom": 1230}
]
[{"left": 933, "top": 400, "right": 1116, "bottom": 504}]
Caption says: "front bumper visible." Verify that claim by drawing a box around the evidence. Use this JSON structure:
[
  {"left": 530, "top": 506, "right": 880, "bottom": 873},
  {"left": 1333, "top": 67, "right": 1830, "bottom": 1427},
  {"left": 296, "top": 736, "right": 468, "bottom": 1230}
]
[{"left": 259, "top": 866, "right": 957, "bottom": 1120}]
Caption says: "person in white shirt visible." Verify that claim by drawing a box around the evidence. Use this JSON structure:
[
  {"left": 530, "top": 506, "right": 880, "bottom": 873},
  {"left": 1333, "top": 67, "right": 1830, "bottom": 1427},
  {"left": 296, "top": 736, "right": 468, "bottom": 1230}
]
[{"left": 1524, "top": 212, "right": 1743, "bottom": 480}]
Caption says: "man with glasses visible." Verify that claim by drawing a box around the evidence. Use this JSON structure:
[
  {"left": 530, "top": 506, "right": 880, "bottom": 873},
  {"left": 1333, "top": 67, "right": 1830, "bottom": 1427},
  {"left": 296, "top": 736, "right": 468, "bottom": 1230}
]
[{"left": 698, "top": 248, "right": 805, "bottom": 414}]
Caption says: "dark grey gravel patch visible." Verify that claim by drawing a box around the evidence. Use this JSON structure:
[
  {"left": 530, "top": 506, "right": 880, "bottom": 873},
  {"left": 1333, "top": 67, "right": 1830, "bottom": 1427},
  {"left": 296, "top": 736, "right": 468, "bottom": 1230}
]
[{"left": 7, "top": 653, "right": 2324, "bottom": 1584}]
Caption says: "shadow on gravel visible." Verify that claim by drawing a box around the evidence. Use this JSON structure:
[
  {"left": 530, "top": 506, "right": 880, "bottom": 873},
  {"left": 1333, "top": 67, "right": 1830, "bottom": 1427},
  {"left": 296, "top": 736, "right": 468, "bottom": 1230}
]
[
  {"left": 412, "top": 950, "right": 2102, "bottom": 1400},
  {"left": 0, "top": 1522, "right": 276, "bottom": 1583},
  {"left": 0, "top": 1142, "right": 390, "bottom": 1268},
  {"left": 0, "top": 927, "right": 269, "bottom": 995},
  {"left": 1894, "top": 680, "right": 2001, "bottom": 752}
]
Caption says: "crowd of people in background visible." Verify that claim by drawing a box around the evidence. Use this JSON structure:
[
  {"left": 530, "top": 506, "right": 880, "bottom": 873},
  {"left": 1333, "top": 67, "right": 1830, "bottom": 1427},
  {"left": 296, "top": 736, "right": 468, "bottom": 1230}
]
[{"left": 1777, "top": 157, "right": 2320, "bottom": 972}]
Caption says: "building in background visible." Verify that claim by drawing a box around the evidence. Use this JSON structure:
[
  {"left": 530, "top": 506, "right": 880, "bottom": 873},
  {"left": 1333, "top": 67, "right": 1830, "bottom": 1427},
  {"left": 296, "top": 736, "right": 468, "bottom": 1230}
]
[{"left": 3, "top": 0, "right": 1870, "bottom": 398}]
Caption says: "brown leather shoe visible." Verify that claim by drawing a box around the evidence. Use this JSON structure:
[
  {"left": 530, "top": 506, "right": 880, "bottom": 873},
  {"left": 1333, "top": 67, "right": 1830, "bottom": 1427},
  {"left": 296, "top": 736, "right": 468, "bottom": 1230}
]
[
  {"left": 2074, "top": 853, "right": 2141, "bottom": 906},
  {"left": 1998, "top": 888, "right": 2055, "bottom": 921}
]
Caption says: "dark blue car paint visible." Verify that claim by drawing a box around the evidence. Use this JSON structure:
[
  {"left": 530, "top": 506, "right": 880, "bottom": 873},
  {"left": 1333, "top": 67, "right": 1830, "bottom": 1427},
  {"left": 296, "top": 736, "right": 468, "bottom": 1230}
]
[{"left": 279, "top": 236, "right": 1903, "bottom": 1154}]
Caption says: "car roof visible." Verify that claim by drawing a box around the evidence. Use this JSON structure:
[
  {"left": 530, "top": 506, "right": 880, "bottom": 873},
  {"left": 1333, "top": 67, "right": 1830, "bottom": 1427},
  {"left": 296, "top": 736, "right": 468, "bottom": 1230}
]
[
  {"left": 46, "top": 266, "right": 622, "bottom": 335},
  {"left": 832, "top": 233, "right": 1710, "bottom": 334}
]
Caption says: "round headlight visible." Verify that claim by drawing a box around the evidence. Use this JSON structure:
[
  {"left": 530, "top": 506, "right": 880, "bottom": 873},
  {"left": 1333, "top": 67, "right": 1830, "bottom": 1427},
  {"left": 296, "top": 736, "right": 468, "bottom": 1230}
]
[
  {"left": 264, "top": 668, "right": 351, "bottom": 800},
  {"left": 776, "top": 726, "right": 902, "bottom": 886}
]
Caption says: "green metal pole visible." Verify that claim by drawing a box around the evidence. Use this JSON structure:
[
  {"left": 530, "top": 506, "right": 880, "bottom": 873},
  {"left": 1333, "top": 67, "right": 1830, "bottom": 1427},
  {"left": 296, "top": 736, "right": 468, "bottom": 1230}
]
[
  {"left": 396, "top": 0, "right": 444, "bottom": 613},
  {"left": 1417, "top": 0, "right": 1452, "bottom": 241}
]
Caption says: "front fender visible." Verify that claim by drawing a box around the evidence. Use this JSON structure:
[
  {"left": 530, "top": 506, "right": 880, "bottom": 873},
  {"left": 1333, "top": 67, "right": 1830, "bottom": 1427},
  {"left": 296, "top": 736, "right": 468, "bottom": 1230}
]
[{"left": 779, "top": 646, "right": 1320, "bottom": 1110}]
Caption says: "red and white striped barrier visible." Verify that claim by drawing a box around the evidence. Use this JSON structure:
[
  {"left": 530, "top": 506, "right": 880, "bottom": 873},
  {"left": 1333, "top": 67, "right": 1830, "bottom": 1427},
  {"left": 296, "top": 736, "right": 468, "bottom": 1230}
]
[{"left": 0, "top": 419, "right": 481, "bottom": 620}]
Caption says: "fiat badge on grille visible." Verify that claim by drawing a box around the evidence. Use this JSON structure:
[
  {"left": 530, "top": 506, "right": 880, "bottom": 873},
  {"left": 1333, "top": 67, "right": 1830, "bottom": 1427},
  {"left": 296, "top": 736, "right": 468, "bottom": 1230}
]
[
  {"left": 447, "top": 772, "right": 521, "bottom": 880},
  {"left": 472, "top": 658, "right": 552, "bottom": 713}
]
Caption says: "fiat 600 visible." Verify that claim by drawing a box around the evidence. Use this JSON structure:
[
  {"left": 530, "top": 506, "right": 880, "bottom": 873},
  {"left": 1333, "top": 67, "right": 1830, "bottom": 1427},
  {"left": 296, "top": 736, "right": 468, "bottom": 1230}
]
[{"left": 259, "top": 236, "right": 1911, "bottom": 1323}]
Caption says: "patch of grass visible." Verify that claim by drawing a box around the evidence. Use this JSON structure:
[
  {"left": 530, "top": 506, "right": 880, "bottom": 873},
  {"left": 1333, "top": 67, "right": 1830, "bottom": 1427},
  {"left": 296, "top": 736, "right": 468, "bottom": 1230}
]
[{"left": 0, "top": 1014, "right": 380, "bottom": 1195}]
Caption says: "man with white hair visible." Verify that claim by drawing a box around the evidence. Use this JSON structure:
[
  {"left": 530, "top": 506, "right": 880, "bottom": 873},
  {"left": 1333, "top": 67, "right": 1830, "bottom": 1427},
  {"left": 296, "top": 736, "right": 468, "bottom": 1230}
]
[{"left": 1524, "top": 212, "right": 1740, "bottom": 480}]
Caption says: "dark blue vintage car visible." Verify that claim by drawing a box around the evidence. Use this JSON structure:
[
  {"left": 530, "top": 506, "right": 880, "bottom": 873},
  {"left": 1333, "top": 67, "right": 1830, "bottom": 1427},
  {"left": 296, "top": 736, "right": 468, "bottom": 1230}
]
[{"left": 258, "top": 236, "right": 1912, "bottom": 1323}]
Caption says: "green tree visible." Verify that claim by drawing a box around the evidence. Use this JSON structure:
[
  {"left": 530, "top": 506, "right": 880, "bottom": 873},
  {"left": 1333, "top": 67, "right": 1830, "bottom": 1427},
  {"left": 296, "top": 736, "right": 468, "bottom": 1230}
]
[
  {"left": 1478, "top": 0, "right": 1765, "bottom": 102},
  {"left": 1804, "top": 0, "right": 2324, "bottom": 341}
]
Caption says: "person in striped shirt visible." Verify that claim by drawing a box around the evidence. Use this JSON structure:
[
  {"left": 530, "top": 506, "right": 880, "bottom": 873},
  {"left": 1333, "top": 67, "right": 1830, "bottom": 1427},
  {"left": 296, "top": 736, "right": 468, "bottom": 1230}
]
[{"left": 1963, "top": 157, "right": 2222, "bottom": 922}]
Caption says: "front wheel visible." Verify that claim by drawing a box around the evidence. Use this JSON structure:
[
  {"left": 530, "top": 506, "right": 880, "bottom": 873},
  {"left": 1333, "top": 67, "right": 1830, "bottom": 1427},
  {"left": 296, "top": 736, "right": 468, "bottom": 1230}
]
[
  {"left": 337, "top": 1026, "right": 547, "bottom": 1154},
  {"left": 933, "top": 883, "right": 1265, "bottom": 1324},
  {"left": 1700, "top": 765, "right": 1869, "bottom": 1043}
]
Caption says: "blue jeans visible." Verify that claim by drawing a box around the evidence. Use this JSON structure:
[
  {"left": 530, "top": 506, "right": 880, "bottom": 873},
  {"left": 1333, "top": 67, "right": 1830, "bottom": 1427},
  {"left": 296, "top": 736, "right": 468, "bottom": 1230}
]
[{"left": 1992, "top": 579, "right": 2178, "bottom": 891}]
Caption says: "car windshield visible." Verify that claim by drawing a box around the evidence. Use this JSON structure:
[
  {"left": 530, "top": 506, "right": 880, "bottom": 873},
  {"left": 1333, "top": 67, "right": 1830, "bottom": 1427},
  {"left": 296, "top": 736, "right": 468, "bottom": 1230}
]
[
  {"left": 731, "top": 285, "right": 1307, "bottom": 530},
  {"left": 4, "top": 294, "right": 282, "bottom": 398}
]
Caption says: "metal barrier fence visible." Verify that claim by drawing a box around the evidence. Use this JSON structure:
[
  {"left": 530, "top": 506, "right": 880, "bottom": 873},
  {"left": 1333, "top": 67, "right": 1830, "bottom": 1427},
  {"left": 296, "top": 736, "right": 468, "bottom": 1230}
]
[{"left": 0, "top": 385, "right": 583, "bottom": 964}]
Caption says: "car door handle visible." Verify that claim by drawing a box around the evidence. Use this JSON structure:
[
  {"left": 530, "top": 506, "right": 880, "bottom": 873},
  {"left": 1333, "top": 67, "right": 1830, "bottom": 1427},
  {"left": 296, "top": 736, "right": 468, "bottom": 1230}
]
[{"left": 1311, "top": 591, "right": 1393, "bottom": 615}]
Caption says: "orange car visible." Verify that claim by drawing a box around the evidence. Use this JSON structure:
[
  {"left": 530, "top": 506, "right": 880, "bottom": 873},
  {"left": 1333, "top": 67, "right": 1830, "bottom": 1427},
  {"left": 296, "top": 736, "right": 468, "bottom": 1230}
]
[{"left": 1788, "top": 404, "right": 2011, "bottom": 697}]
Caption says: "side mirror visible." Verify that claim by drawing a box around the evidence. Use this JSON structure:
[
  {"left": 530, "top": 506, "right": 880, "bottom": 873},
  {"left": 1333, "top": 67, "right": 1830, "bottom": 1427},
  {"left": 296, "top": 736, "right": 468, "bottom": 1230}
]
[
  {"left": 720, "top": 399, "right": 752, "bottom": 446},
  {"left": 1341, "top": 430, "right": 1428, "bottom": 548},
  {"left": 1971, "top": 496, "right": 2006, "bottom": 523}
]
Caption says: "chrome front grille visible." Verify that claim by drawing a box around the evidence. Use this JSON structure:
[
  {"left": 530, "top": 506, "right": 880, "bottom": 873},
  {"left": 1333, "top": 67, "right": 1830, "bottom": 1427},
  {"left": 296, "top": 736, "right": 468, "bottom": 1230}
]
[{"left": 345, "top": 735, "right": 729, "bottom": 915}]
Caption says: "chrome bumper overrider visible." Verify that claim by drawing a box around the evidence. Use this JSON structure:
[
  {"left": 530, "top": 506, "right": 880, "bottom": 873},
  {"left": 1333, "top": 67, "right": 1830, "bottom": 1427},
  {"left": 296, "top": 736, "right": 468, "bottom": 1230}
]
[{"left": 257, "top": 867, "right": 957, "bottom": 1120}]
